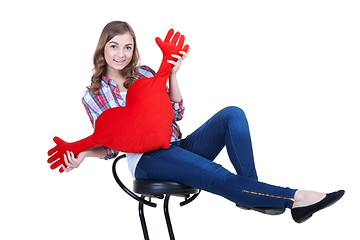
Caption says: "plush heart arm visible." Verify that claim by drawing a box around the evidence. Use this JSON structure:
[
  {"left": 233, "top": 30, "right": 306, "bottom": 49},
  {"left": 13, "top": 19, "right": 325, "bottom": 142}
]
[
  {"left": 155, "top": 29, "right": 189, "bottom": 81},
  {"left": 47, "top": 136, "right": 96, "bottom": 172}
]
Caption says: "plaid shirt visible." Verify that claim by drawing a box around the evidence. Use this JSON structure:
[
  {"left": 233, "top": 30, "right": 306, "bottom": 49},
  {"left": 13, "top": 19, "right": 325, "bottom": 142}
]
[{"left": 82, "top": 65, "right": 185, "bottom": 159}]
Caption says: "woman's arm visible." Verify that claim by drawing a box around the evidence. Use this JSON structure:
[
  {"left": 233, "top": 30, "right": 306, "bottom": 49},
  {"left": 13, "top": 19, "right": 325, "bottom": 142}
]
[
  {"left": 168, "top": 72, "right": 182, "bottom": 102},
  {"left": 167, "top": 49, "right": 190, "bottom": 102},
  {"left": 62, "top": 146, "right": 107, "bottom": 172}
]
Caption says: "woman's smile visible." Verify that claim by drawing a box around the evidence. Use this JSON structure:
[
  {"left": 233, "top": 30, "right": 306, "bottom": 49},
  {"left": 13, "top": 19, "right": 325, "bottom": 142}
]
[{"left": 114, "top": 58, "right": 125, "bottom": 64}]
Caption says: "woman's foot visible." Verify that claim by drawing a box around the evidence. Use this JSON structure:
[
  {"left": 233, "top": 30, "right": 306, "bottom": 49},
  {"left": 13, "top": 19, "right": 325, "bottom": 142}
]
[
  {"left": 291, "top": 190, "right": 345, "bottom": 223},
  {"left": 292, "top": 190, "right": 326, "bottom": 208}
]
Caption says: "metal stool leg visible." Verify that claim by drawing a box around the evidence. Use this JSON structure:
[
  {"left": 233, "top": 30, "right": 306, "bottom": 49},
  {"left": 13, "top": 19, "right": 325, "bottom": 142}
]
[
  {"left": 164, "top": 195, "right": 175, "bottom": 240},
  {"left": 139, "top": 196, "right": 150, "bottom": 240}
]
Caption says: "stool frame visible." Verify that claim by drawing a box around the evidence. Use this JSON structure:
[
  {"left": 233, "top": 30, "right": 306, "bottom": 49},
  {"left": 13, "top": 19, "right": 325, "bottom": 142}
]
[{"left": 112, "top": 154, "right": 200, "bottom": 240}]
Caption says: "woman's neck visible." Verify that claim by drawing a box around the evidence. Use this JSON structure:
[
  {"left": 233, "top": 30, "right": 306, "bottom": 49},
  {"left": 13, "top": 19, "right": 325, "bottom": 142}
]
[{"left": 106, "top": 70, "right": 127, "bottom": 92}]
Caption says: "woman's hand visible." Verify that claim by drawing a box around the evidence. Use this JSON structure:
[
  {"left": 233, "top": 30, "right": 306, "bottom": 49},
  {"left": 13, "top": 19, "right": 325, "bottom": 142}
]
[
  {"left": 61, "top": 146, "right": 107, "bottom": 172},
  {"left": 168, "top": 48, "right": 191, "bottom": 75},
  {"left": 62, "top": 151, "right": 86, "bottom": 172}
]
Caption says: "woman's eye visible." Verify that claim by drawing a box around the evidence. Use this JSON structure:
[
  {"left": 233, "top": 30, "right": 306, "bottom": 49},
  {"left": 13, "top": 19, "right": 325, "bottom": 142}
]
[
  {"left": 126, "top": 46, "right": 132, "bottom": 50},
  {"left": 110, "top": 45, "right": 117, "bottom": 49}
]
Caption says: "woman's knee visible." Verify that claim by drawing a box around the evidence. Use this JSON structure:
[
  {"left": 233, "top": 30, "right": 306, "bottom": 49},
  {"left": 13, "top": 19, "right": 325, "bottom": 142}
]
[{"left": 220, "top": 106, "right": 246, "bottom": 120}]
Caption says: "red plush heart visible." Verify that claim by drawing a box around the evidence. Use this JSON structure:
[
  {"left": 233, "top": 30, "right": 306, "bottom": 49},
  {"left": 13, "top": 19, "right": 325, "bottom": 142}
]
[{"left": 47, "top": 29, "right": 189, "bottom": 172}]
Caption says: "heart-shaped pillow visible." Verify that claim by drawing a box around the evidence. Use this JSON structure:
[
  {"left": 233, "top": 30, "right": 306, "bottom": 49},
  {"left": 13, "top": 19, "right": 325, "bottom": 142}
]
[{"left": 47, "top": 29, "right": 189, "bottom": 172}]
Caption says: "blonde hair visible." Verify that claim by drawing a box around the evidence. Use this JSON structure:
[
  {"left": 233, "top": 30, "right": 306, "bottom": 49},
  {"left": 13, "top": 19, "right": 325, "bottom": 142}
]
[{"left": 88, "top": 21, "right": 140, "bottom": 95}]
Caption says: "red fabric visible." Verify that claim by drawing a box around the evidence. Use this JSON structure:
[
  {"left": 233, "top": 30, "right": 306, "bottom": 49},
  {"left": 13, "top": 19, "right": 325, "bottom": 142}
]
[{"left": 47, "top": 29, "right": 189, "bottom": 172}]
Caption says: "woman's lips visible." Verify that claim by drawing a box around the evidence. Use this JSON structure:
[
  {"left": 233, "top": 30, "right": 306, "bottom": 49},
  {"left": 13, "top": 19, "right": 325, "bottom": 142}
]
[{"left": 114, "top": 59, "right": 125, "bottom": 64}]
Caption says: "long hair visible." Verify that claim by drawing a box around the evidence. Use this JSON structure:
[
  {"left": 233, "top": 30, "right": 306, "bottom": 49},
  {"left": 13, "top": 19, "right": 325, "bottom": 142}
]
[{"left": 88, "top": 21, "right": 140, "bottom": 95}]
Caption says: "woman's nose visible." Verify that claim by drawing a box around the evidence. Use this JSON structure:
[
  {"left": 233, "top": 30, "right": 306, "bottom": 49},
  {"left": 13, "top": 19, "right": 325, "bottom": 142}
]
[{"left": 117, "top": 49, "right": 125, "bottom": 58}]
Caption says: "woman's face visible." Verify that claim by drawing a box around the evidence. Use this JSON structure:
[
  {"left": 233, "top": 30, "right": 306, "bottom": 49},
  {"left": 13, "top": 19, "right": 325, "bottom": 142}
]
[{"left": 104, "top": 33, "right": 134, "bottom": 75}]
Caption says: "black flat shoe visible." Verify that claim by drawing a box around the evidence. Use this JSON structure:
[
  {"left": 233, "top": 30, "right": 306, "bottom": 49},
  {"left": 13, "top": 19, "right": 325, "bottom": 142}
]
[
  {"left": 236, "top": 204, "right": 286, "bottom": 215},
  {"left": 291, "top": 190, "right": 345, "bottom": 223}
]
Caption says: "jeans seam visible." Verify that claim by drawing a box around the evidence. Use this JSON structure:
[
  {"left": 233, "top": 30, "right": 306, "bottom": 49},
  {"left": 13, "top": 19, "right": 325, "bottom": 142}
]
[
  {"left": 242, "top": 190, "right": 295, "bottom": 202},
  {"left": 242, "top": 189, "right": 295, "bottom": 202},
  {"left": 228, "top": 120, "right": 247, "bottom": 176}
]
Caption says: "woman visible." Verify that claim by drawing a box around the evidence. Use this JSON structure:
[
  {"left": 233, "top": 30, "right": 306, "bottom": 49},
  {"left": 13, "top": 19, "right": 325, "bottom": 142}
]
[{"left": 63, "top": 21, "right": 344, "bottom": 223}]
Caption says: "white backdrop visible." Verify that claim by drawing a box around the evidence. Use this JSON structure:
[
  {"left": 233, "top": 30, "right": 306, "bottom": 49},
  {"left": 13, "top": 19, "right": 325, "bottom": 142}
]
[{"left": 1, "top": 0, "right": 359, "bottom": 239}]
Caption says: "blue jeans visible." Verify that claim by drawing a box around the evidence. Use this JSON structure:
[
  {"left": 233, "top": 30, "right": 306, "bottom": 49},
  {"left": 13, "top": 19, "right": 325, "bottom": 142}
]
[{"left": 135, "top": 106, "right": 296, "bottom": 209}]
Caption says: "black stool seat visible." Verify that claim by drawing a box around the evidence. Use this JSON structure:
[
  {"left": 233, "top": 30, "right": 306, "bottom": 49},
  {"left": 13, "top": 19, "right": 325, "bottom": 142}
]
[{"left": 134, "top": 179, "right": 199, "bottom": 196}]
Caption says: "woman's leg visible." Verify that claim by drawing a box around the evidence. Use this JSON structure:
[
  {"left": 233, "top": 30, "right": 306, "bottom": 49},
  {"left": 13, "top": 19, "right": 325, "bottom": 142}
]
[
  {"left": 135, "top": 145, "right": 296, "bottom": 209},
  {"left": 180, "top": 106, "right": 258, "bottom": 180}
]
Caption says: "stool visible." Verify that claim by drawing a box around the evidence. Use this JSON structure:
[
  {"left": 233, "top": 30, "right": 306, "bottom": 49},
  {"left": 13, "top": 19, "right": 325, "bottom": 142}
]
[{"left": 112, "top": 154, "right": 201, "bottom": 240}]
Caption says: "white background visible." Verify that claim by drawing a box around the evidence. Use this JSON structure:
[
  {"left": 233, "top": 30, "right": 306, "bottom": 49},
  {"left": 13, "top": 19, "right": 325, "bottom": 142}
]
[{"left": 1, "top": 0, "right": 359, "bottom": 239}]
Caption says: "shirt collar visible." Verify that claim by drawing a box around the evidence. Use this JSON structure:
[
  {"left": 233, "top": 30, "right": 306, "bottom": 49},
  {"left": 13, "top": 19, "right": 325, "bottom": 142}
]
[
  {"left": 102, "top": 76, "right": 111, "bottom": 84},
  {"left": 102, "top": 76, "right": 118, "bottom": 89}
]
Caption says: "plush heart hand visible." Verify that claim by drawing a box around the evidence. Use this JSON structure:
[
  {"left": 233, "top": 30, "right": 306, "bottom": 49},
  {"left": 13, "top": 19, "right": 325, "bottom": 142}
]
[
  {"left": 156, "top": 29, "right": 189, "bottom": 61},
  {"left": 48, "top": 29, "right": 189, "bottom": 173},
  {"left": 47, "top": 136, "right": 95, "bottom": 172}
]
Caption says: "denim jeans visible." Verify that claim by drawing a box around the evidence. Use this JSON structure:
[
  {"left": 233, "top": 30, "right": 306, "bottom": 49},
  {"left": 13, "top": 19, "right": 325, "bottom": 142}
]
[{"left": 135, "top": 106, "right": 296, "bottom": 209}]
